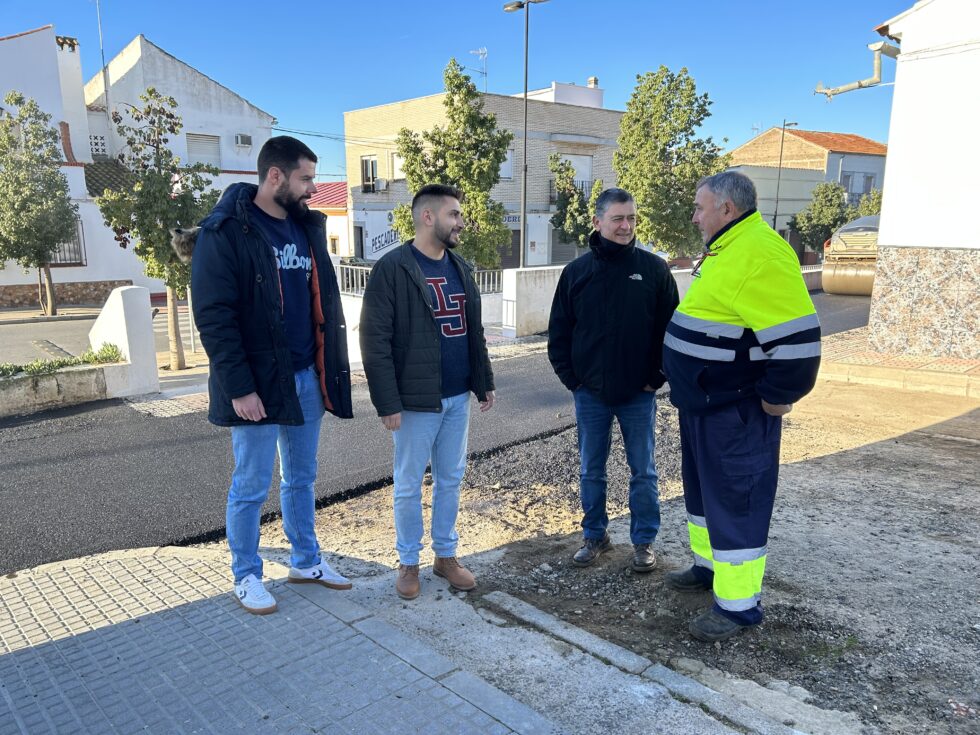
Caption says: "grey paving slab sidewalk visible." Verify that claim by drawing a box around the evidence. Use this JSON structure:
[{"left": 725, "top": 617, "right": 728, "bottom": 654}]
[{"left": 0, "top": 549, "right": 558, "bottom": 735}]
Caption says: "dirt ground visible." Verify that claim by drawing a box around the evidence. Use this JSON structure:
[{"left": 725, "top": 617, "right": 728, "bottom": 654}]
[{"left": 255, "top": 378, "right": 979, "bottom": 735}]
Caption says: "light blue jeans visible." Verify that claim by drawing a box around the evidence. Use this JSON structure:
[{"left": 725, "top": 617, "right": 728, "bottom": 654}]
[
  {"left": 227, "top": 365, "right": 324, "bottom": 582},
  {"left": 392, "top": 392, "right": 471, "bottom": 565}
]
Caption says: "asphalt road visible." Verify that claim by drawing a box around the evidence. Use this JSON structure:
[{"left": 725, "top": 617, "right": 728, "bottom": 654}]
[
  {"left": 0, "top": 353, "right": 578, "bottom": 574},
  {"left": 0, "top": 293, "right": 870, "bottom": 573}
]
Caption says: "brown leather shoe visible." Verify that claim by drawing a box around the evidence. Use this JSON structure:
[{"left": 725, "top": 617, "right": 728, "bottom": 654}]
[
  {"left": 433, "top": 556, "right": 477, "bottom": 591},
  {"left": 396, "top": 564, "right": 420, "bottom": 600}
]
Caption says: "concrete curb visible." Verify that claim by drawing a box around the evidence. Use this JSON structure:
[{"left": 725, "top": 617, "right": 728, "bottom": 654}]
[
  {"left": 0, "top": 313, "right": 99, "bottom": 326},
  {"left": 820, "top": 361, "right": 980, "bottom": 398},
  {"left": 484, "top": 591, "right": 805, "bottom": 735}
]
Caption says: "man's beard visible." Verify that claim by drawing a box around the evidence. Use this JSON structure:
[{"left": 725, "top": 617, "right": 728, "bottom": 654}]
[
  {"left": 274, "top": 181, "right": 309, "bottom": 219},
  {"left": 434, "top": 222, "right": 459, "bottom": 250}
]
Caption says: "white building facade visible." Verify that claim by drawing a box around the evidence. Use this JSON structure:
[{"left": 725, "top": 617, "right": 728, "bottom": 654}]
[
  {"left": 868, "top": 0, "right": 979, "bottom": 358},
  {"left": 343, "top": 78, "right": 622, "bottom": 268},
  {"left": 0, "top": 27, "right": 275, "bottom": 306}
]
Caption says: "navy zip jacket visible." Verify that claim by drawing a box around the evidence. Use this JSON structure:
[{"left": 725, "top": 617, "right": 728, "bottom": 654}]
[
  {"left": 548, "top": 231, "right": 679, "bottom": 405},
  {"left": 191, "top": 183, "right": 353, "bottom": 426}
]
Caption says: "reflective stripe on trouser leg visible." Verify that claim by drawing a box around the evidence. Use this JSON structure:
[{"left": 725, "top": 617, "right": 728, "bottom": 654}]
[
  {"left": 687, "top": 514, "right": 713, "bottom": 570},
  {"left": 712, "top": 554, "right": 767, "bottom": 611}
]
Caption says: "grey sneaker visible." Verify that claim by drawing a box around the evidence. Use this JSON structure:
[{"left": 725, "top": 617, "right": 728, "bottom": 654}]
[
  {"left": 572, "top": 534, "right": 611, "bottom": 567},
  {"left": 631, "top": 544, "right": 657, "bottom": 573}
]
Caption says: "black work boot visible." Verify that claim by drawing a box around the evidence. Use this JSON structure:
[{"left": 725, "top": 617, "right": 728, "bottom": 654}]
[
  {"left": 689, "top": 608, "right": 757, "bottom": 642},
  {"left": 665, "top": 566, "right": 713, "bottom": 592},
  {"left": 572, "top": 534, "right": 611, "bottom": 567},
  {"left": 631, "top": 544, "right": 657, "bottom": 573}
]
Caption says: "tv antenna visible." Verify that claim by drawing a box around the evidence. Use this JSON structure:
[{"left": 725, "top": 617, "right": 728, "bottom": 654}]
[{"left": 468, "top": 47, "right": 488, "bottom": 92}]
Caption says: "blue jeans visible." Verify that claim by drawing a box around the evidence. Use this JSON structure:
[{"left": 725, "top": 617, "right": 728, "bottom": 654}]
[
  {"left": 227, "top": 365, "right": 324, "bottom": 582},
  {"left": 573, "top": 387, "right": 660, "bottom": 544},
  {"left": 392, "top": 392, "right": 471, "bottom": 565}
]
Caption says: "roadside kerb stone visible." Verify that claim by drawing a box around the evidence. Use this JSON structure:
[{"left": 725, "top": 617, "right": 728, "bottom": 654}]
[
  {"left": 483, "top": 590, "right": 652, "bottom": 674},
  {"left": 485, "top": 591, "right": 804, "bottom": 735},
  {"left": 643, "top": 664, "right": 806, "bottom": 735}
]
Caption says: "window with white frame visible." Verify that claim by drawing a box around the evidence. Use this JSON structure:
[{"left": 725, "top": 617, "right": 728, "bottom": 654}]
[
  {"left": 186, "top": 133, "right": 221, "bottom": 168},
  {"left": 391, "top": 153, "right": 406, "bottom": 181},
  {"left": 361, "top": 155, "right": 378, "bottom": 192},
  {"left": 499, "top": 149, "right": 514, "bottom": 179}
]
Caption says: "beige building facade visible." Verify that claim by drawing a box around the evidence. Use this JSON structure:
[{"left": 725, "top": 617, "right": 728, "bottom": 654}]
[{"left": 343, "top": 79, "right": 623, "bottom": 267}]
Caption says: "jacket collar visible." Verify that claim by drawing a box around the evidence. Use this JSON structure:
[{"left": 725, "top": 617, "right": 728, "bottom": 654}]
[
  {"left": 588, "top": 230, "right": 635, "bottom": 261},
  {"left": 704, "top": 208, "right": 757, "bottom": 252},
  {"left": 200, "top": 181, "right": 324, "bottom": 230}
]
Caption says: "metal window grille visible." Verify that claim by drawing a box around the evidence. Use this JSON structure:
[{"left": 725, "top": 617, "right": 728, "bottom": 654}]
[{"left": 49, "top": 218, "right": 86, "bottom": 267}]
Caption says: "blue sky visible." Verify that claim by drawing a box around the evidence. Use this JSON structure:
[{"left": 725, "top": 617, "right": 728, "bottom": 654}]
[{"left": 2, "top": 0, "right": 906, "bottom": 180}]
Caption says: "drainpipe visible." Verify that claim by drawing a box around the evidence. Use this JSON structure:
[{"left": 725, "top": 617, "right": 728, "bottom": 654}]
[{"left": 814, "top": 41, "right": 900, "bottom": 100}]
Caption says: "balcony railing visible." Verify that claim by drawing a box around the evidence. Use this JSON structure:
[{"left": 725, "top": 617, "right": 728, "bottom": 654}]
[{"left": 548, "top": 179, "right": 594, "bottom": 205}]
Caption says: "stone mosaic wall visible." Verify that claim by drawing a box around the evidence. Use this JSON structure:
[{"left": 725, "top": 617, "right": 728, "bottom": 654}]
[
  {"left": 868, "top": 246, "right": 979, "bottom": 359},
  {"left": 0, "top": 280, "right": 133, "bottom": 309}
]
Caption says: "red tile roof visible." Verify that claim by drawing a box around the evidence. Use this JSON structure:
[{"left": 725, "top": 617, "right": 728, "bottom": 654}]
[
  {"left": 309, "top": 182, "right": 347, "bottom": 208},
  {"left": 788, "top": 130, "right": 887, "bottom": 156}
]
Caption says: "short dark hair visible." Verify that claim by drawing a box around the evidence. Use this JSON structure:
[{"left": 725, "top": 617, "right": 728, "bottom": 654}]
[
  {"left": 594, "top": 187, "right": 635, "bottom": 218},
  {"left": 257, "top": 136, "right": 317, "bottom": 182},
  {"left": 411, "top": 184, "right": 464, "bottom": 220}
]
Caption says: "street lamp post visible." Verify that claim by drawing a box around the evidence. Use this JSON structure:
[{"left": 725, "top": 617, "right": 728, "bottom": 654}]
[
  {"left": 772, "top": 118, "right": 798, "bottom": 232},
  {"left": 504, "top": 0, "right": 549, "bottom": 268}
]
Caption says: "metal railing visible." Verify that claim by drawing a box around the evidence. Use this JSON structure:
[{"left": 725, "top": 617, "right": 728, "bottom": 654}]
[
  {"left": 473, "top": 269, "right": 502, "bottom": 294},
  {"left": 800, "top": 264, "right": 824, "bottom": 273},
  {"left": 336, "top": 264, "right": 372, "bottom": 295},
  {"left": 336, "top": 263, "right": 503, "bottom": 296},
  {"left": 548, "top": 179, "right": 594, "bottom": 205}
]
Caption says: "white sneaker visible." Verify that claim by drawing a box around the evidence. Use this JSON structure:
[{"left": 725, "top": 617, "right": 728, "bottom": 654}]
[
  {"left": 287, "top": 559, "right": 352, "bottom": 590},
  {"left": 234, "top": 574, "right": 277, "bottom": 615}
]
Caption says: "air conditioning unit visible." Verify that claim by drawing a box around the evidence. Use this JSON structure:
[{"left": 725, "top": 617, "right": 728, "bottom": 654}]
[
  {"left": 375, "top": 178, "right": 388, "bottom": 191},
  {"left": 234, "top": 133, "right": 252, "bottom": 147}
]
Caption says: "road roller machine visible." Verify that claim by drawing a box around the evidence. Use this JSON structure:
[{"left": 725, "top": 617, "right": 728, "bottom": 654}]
[{"left": 821, "top": 215, "right": 879, "bottom": 296}]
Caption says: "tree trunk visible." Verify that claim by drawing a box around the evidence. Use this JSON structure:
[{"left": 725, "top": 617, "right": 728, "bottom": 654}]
[
  {"left": 37, "top": 266, "right": 58, "bottom": 316},
  {"left": 166, "top": 285, "right": 186, "bottom": 371}
]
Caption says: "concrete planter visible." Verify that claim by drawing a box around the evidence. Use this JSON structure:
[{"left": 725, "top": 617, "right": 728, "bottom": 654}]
[{"left": 0, "top": 363, "right": 128, "bottom": 419}]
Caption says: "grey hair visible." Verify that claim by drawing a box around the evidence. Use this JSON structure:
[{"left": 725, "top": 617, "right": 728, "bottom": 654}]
[
  {"left": 696, "top": 171, "right": 757, "bottom": 213},
  {"left": 594, "top": 188, "right": 635, "bottom": 218}
]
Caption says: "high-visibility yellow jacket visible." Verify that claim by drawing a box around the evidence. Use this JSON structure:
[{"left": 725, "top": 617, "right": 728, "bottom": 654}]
[{"left": 663, "top": 210, "right": 821, "bottom": 413}]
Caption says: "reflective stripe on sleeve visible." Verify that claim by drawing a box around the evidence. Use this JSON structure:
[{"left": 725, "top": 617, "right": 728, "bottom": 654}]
[
  {"left": 755, "top": 313, "right": 821, "bottom": 344},
  {"left": 671, "top": 312, "right": 745, "bottom": 339},
  {"left": 665, "top": 333, "right": 736, "bottom": 362},
  {"left": 750, "top": 342, "right": 822, "bottom": 361}
]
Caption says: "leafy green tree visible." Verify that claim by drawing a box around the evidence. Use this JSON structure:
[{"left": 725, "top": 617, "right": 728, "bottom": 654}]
[
  {"left": 392, "top": 59, "right": 513, "bottom": 267},
  {"left": 614, "top": 67, "right": 727, "bottom": 257},
  {"left": 548, "top": 153, "right": 603, "bottom": 249},
  {"left": 856, "top": 188, "right": 882, "bottom": 217},
  {"left": 0, "top": 91, "right": 79, "bottom": 315},
  {"left": 788, "top": 182, "right": 855, "bottom": 252},
  {"left": 96, "top": 88, "right": 219, "bottom": 370}
]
